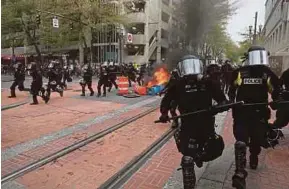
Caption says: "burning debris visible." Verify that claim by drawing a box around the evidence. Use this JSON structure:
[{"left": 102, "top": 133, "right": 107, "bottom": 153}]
[{"left": 134, "top": 65, "right": 170, "bottom": 96}]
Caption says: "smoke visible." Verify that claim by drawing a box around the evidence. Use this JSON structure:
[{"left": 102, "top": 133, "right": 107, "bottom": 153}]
[{"left": 166, "top": 0, "right": 237, "bottom": 69}]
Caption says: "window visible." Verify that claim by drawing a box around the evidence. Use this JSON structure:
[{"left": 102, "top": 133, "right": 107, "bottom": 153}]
[
  {"left": 126, "top": 45, "right": 145, "bottom": 56},
  {"left": 161, "top": 11, "right": 170, "bottom": 23},
  {"left": 127, "top": 24, "right": 145, "bottom": 35}
]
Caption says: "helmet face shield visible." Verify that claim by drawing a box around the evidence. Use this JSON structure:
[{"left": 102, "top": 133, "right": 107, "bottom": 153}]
[
  {"left": 247, "top": 50, "right": 269, "bottom": 66},
  {"left": 177, "top": 58, "right": 203, "bottom": 77}
]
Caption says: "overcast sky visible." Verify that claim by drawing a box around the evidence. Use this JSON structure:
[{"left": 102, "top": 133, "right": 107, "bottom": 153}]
[{"left": 226, "top": 0, "right": 266, "bottom": 43}]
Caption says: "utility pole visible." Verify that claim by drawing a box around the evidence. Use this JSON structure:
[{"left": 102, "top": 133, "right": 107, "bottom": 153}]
[{"left": 253, "top": 12, "right": 258, "bottom": 45}]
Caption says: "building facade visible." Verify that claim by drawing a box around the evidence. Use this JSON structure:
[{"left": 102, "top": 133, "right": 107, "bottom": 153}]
[
  {"left": 92, "top": 0, "right": 183, "bottom": 65},
  {"left": 264, "top": 0, "right": 289, "bottom": 71}
]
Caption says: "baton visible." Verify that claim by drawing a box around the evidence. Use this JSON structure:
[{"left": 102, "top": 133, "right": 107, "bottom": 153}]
[
  {"left": 154, "top": 101, "right": 244, "bottom": 123},
  {"left": 242, "top": 101, "right": 289, "bottom": 107}
]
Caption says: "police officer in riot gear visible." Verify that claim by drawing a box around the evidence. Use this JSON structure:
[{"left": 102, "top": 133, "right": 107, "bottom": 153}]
[
  {"left": 45, "top": 61, "right": 64, "bottom": 102},
  {"left": 228, "top": 46, "right": 281, "bottom": 189},
  {"left": 97, "top": 62, "right": 109, "bottom": 97},
  {"left": 8, "top": 62, "right": 27, "bottom": 98},
  {"left": 221, "top": 60, "right": 234, "bottom": 94},
  {"left": 271, "top": 68, "right": 289, "bottom": 129},
  {"left": 159, "top": 69, "right": 180, "bottom": 128},
  {"left": 158, "top": 55, "right": 228, "bottom": 189},
  {"left": 80, "top": 64, "right": 94, "bottom": 96},
  {"left": 62, "top": 65, "right": 71, "bottom": 90},
  {"left": 136, "top": 64, "right": 146, "bottom": 86},
  {"left": 27, "top": 62, "right": 45, "bottom": 105},
  {"left": 127, "top": 62, "right": 137, "bottom": 87},
  {"left": 107, "top": 61, "right": 118, "bottom": 92}
]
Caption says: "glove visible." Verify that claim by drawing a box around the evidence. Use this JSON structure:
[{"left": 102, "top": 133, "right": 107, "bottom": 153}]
[{"left": 159, "top": 114, "right": 170, "bottom": 123}]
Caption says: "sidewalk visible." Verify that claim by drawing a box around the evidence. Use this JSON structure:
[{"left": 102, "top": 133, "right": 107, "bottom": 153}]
[{"left": 196, "top": 112, "right": 289, "bottom": 189}]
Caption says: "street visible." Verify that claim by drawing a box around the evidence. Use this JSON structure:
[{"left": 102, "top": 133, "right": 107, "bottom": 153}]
[{"left": 1, "top": 80, "right": 289, "bottom": 189}]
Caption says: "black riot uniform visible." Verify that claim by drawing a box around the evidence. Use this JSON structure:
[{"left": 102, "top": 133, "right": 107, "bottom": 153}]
[
  {"left": 107, "top": 62, "right": 118, "bottom": 92},
  {"left": 221, "top": 60, "right": 234, "bottom": 94},
  {"left": 45, "top": 62, "right": 64, "bottom": 101},
  {"left": 28, "top": 62, "right": 45, "bottom": 105},
  {"left": 62, "top": 65, "right": 71, "bottom": 90},
  {"left": 127, "top": 63, "right": 137, "bottom": 87},
  {"left": 97, "top": 64, "right": 109, "bottom": 97},
  {"left": 80, "top": 64, "right": 94, "bottom": 96},
  {"left": 160, "top": 69, "right": 179, "bottom": 128},
  {"left": 8, "top": 63, "right": 27, "bottom": 98},
  {"left": 159, "top": 55, "right": 227, "bottom": 189},
  {"left": 136, "top": 64, "right": 146, "bottom": 86},
  {"left": 272, "top": 68, "right": 289, "bottom": 129},
  {"left": 228, "top": 46, "right": 281, "bottom": 189}
]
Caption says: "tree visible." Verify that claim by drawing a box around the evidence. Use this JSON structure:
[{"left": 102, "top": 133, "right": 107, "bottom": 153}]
[{"left": 2, "top": 0, "right": 124, "bottom": 64}]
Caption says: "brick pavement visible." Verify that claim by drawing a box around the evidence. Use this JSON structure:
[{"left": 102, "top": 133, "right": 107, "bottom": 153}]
[
  {"left": 1, "top": 90, "right": 29, "bottom": 107},
  {"left": 123, "top": 139, "right": 182, "bottom": 189},
  {"left": 1, "top": 106, "right": 151, "bottom": 177},
  {"left": 3, "top": 111, "right": 171, "bottom": 189},
  {"left": 2, "top": 97, "right": 125, "bottom": 149},
  {"left": 197, "top": 112, "right": 289, "bottom": 189}
]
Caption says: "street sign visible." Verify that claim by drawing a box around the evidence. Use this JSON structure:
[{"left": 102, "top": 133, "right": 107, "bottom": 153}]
[
  {"left": 52, "top": 17, "right": 59, "bottom": 28},
  {"left": 127, "top": 33, "right": 133, "bottom": 43}
]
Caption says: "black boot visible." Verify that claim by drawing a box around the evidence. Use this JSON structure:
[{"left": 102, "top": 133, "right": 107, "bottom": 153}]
[
  {"left": 181, "top": 156, "right": 196, "bottom": 189},
  {"left": 232, "top": 141, "right": 247, "bottom": 189},
  {"left": 249, "top": 154, "right": 258, "bottom": 170},
  {"left": 80, "top": 93, "right": 85, "bottom": 96},
  {"left": 97, "top": 93, "right": 101, "bottom": 97},
  {"left": 90, "top": 91, "right": 94, "bottom": 96},
  {"left": 8, "top": 90, "right": 16, "bottom": 98},
  {"left": 30, "top": 95, "right": 39, "bottom": 105}
]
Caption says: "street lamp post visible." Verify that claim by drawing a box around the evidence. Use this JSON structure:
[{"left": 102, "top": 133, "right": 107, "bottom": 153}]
[{"left": 117, "top": 27, "right": 124, "bottom": 65}]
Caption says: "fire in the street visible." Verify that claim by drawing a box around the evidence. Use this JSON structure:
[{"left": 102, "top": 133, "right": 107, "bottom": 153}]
[{"left": 146, "top": 67, "right": 170, "bottom": 88}]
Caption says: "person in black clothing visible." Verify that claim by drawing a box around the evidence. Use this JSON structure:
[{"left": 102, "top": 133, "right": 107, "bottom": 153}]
[
  {"left": 127, "top": 62, "right": 137, "bottom": 87},
  {"left": 158, "top": 55, "right": 227, "bottom": 189},
  {"left": 271, "top": 68, "right": 289, "bottom": 129},
  {"left": 45, "top": 61, "right": 64, "bottom": 103},
  {"left": 27, "top": 62, "right": 46, "bottom": 105},
  {"left": 221, "top": 60, "right": 234, "bottom": 94},
  {"left": 107, "top": 62, "right": 118, "bottom": 92},
  {"left": 8, "top": 62, "right": 27, "bottom": 98},
  {"left": 228, "top": 46, "right": 282, "bottom": 189},
  {"left": 159, "top": 69, "right": 179, "bottom": 128},
  {"left": 136, "top": 64, "right": 146, "bottom": 86},
  {"left": 97, "top": 63, "right": 109, "bottom": 97},
  {"left": 79, "top": 64, "right": 94, "bottom": 96},
  {"left": 62, "top": 65, "right": 71, "bottom": 90}
]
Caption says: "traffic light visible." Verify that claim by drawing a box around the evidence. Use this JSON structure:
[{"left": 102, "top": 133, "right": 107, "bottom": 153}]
[
  {"left": 36, "top": 14, "right": 41, "bottom": 25},
  {"left": 69, "top": 22, "right": 73, "bottom": 30}
]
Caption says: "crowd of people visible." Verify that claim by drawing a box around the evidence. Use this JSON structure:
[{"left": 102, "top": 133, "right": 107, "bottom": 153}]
[
  {"left": 157, "top": 45, "right": 289, "bottom": 189},
  {"left": 7, "top": 59, "right": 154, "bottom": 104}
]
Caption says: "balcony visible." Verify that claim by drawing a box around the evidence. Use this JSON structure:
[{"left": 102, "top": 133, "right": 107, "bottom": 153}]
[
  {"left": 126, "top": 12, "right": 146, "bottom": 23},
  {"left": 129, "top": 34, "right": 146, "bottom": 44}
]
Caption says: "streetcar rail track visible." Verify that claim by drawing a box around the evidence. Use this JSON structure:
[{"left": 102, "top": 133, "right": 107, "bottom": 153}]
[
  {"left": 1, "top": 105, "right": 159, "bottom": 184},
  {"left": 99, "top": 128, "right": 175, "bottom": 189}
]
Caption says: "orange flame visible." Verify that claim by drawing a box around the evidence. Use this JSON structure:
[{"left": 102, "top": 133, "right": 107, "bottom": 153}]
[{"left": 147, "top": 67, "right": 170, "bottom": 88}]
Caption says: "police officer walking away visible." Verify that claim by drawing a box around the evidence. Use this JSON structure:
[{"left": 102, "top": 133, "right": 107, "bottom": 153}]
[
  {"left": 107, "top": 61, "right": 118, "bottom": 92},
  {"left": 158, "top": 55, "right": 228, "bottom": 189},
  {"left": 97, "top": 62, "right": 109, "bottom": 97},
  {"left": 228, "top": 46, "right": 281, "bottom": 189},
  {"left": 8, "top": 62, "right": 27, "bottom": 98},
  {"left": 28, "top": 62, "right": 45, "bottom": 105},
  {"left": 271, "top": 67, "right": 289, "bottom": 129},
  {"left": 80, "top": 64, "right": 94, "bottom": 96}
]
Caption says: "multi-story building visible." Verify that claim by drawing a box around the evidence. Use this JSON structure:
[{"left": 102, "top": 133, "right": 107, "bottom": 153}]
[
  {"left": 264, "top": 0, "right": 289, "bottom": 71},
  {"left": 92, "top": 0, "right": 183, "bottom": 64}
]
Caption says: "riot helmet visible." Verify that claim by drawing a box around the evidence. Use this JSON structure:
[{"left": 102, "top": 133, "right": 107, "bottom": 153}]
[
  {"left": 14, "top": 62, "right": 23, "bottom": 69},
  {"left": 109, "top": 61, "right": 114, "bottom": 66},
  {"left": 48, "top": 61, "right": 55, "bottom": 69},
  {"left": 245, "top": 46, "right": 269, "bottom": 66},
  {"left": 102, "top": 61, "right": 108, "bottom": 67},
  {"left": 177, "top": 55, "right": 204, "bottom": 78}
]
